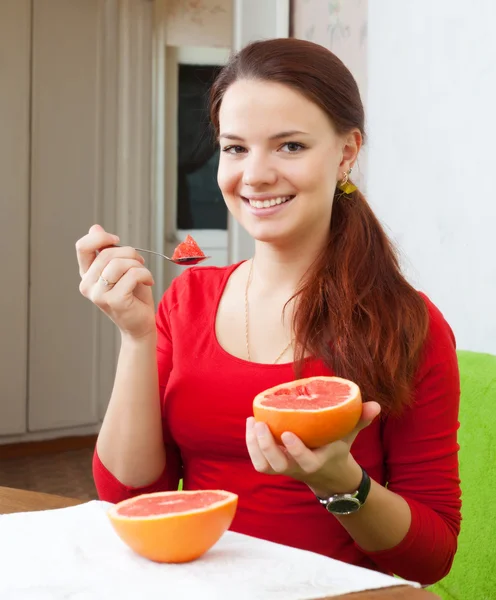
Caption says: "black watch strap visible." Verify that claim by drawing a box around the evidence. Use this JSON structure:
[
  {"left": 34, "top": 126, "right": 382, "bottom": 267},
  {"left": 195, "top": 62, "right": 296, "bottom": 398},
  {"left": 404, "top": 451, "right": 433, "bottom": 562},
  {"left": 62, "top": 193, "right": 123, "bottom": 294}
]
[{"left": 354, "top": 467, "right": 371, "bottom": 504}]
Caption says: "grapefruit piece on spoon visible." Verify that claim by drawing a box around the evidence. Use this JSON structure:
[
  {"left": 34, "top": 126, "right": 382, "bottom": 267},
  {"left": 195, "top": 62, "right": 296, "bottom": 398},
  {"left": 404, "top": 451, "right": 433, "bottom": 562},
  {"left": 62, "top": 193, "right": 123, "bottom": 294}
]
[{"left": 171, "top": 234, "right": 207, "bottom": 264}]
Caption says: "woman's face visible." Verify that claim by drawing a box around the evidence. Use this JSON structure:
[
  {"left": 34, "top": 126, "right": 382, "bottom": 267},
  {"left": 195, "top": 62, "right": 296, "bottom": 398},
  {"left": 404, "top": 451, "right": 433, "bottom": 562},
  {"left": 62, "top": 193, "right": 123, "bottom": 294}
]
[{"left": 217, "top": 79, "right": 360, "bottom": 247}]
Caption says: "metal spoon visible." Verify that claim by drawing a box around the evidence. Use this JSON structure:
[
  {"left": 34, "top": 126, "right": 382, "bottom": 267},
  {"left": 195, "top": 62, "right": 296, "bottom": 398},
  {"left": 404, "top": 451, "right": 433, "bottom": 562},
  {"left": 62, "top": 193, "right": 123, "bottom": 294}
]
[{"left": 116, "top": 245, "right": 210, "bottom": 266}]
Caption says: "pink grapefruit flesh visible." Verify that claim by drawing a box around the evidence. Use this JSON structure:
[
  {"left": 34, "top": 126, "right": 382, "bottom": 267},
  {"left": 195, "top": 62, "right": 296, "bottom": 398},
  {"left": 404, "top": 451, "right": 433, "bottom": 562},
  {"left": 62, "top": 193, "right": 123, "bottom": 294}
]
[{"left": 253, "top": 376, "right": 362, "bottom": 448}]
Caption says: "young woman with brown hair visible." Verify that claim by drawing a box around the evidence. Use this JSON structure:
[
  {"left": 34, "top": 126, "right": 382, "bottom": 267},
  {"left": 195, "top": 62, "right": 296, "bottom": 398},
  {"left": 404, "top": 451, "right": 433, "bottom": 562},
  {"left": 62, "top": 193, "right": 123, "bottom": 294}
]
[{"left": 76, "top": 38, "right": 461, "bottom": 585}]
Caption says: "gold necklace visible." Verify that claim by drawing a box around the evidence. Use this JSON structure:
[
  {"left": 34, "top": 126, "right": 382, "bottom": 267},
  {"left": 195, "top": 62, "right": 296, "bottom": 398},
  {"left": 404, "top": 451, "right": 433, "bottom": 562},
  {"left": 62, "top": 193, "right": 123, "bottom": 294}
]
[{"left": 244, "top": 259, "right": 293, "bottom": 364}]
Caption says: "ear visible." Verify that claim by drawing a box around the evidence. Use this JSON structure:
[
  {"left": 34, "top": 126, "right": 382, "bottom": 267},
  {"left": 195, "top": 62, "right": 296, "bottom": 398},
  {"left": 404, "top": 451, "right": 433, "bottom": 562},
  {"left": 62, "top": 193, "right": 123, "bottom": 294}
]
[{"left": 337, "top": 129, "right": 362, "bottom": 178}]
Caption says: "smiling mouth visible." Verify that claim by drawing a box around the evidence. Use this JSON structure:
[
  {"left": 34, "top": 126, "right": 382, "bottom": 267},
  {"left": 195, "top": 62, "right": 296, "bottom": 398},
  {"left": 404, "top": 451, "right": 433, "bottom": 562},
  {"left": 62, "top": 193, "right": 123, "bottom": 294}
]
[{"left": 242, "top": 195, "right": 295, "bottom": 209}]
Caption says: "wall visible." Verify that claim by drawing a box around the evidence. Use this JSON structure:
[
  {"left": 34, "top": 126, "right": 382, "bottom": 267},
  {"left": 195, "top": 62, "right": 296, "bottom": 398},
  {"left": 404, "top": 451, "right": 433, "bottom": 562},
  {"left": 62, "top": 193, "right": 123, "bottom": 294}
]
[
  {"left": 292, "top": 0, "right": 495, "bottom": 356},
  {"left": 291, "top": 0, "right": 367, "bottom": 97},
  {"left": 0, "top": 0, "right": 30, "bottom": 434},
  {"left": 367, "top": 0, "right": 496, "bottom": 356},
  {"left": 0, "top": 0, "right": 151, "bottom": 442}
]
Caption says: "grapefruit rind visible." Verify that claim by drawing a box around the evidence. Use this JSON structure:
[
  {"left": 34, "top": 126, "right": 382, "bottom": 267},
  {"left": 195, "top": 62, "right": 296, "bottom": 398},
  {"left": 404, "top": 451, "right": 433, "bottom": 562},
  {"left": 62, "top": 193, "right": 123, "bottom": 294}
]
[{"left": 253, "top": 376, "right": 362, "bottom": 448}]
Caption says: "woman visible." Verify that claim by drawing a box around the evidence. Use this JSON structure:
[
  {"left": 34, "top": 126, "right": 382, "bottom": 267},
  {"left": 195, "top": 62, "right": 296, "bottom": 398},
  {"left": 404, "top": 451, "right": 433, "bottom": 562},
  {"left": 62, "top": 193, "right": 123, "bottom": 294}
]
[{"left": 76, "top": 38, "right": 461, "bottom": 585}]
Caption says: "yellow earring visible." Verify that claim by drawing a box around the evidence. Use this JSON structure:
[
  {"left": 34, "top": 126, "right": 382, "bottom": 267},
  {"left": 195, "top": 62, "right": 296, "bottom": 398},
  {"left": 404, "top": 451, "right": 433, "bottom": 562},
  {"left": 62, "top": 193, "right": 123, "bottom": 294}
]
[{"left": 337, "top": 168, "right": 357, "bottom": 194}]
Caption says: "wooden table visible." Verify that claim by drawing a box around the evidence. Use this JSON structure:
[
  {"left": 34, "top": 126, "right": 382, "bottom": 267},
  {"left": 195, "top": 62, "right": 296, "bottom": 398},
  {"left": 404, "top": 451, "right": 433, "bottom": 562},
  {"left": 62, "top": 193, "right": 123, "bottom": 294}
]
[
  {"left": 0, "top": 486, "right": 83, "bottom": 514},
  {"left": 0, "top": 486, "right": 439, "bottom": 600}
]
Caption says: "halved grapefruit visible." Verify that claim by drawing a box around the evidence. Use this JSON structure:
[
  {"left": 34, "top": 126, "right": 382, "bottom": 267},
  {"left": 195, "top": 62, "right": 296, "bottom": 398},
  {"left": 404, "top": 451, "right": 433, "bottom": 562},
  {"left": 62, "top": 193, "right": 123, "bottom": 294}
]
[
  {"left": 253, "top": 376, "right": 362, "bottom": 448},
  {"left": 171, "top": 234, "right": 205, "bottom": 260},
  {"left": 107, "top": 490, "right": 238, "bottom": 563}
]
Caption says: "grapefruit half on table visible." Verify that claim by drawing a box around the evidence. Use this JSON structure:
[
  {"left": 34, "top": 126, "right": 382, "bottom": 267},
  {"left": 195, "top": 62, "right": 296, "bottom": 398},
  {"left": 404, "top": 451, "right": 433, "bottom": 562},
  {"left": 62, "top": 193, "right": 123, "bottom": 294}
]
[
  {"left": 107, "top": 490, "right": 238, "bottom": 563},
  {"left": 253, "top": 376, "right": 362, "bottom": 448}
]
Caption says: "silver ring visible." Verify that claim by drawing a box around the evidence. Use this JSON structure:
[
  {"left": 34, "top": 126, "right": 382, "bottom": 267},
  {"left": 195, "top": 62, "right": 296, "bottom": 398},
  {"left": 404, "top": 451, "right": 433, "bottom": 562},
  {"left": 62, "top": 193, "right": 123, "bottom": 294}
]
[{"left": 99, "top": 276, "right": 114, "bottom": 287}]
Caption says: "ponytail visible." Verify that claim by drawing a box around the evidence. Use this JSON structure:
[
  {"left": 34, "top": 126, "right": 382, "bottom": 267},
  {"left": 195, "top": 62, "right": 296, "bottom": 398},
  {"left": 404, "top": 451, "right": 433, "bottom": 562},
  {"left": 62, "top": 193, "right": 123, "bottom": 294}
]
[{"left": 291, "top": 189, "right": 430, "bottom": 414}]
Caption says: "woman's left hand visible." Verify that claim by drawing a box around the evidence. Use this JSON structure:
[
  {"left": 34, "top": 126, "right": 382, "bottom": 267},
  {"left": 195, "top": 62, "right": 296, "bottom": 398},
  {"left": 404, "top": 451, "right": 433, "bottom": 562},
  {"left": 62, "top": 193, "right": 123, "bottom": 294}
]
[{"left": 245, "top": 401, "right": 381, "bottom": 497}]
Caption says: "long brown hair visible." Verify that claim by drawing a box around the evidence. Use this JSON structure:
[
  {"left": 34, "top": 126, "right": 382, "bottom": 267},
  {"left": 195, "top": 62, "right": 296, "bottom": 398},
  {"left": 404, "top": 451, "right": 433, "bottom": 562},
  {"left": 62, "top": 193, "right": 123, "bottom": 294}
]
[{"left": 210, "top": 38, "right": 429, "bottom": 414}]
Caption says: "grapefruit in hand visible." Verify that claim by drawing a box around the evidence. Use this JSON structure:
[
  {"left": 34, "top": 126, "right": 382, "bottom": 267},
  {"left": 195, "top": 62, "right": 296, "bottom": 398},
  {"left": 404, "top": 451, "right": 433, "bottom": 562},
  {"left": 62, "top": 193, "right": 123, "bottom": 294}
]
[
  {"left": 107, "top": 490, "right": 238, "bottom": 563},
  {"left": 253, "top": 376, "right": 362, "bottom": 448}
]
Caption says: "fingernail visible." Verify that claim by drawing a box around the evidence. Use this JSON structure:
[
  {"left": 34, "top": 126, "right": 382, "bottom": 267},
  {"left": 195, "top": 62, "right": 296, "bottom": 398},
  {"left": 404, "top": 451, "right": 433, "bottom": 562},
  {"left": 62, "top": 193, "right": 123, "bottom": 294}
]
[
  {"left": 281, "top": 432, "right": 296, "bottom": 445},
  {"left": 255, "top": 422, "right": 267, "bottom": 438},
  {"left": 113, "top": 235, "right": 120, "bottom": 243}
]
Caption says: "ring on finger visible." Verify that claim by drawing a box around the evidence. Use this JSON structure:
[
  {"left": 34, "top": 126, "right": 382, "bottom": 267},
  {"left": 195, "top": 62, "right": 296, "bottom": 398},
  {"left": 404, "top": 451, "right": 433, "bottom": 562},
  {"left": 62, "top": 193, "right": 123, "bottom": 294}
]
[{"left": 99, "top": 276, "right": 115, "bottom": 288}]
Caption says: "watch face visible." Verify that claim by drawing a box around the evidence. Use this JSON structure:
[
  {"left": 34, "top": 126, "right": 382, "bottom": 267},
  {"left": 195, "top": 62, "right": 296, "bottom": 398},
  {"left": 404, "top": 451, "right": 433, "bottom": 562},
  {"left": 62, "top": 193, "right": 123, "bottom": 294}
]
[{"left": 325, "top": 497, "right": 361, "bottom": 515}]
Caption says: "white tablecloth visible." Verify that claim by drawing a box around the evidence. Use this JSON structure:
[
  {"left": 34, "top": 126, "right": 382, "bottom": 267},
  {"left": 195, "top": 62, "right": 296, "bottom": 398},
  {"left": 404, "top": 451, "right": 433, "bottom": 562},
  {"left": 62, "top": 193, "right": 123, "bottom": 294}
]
[{"left": 0, "top": 500, "right": 419, "bottom": 599}]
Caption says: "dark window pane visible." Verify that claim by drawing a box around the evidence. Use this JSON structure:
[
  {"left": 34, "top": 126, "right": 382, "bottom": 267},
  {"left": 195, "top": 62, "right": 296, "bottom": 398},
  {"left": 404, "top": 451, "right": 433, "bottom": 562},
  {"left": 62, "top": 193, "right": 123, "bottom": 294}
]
[{"left": 177, "top": 64, "right": 227, "bottom": 230}]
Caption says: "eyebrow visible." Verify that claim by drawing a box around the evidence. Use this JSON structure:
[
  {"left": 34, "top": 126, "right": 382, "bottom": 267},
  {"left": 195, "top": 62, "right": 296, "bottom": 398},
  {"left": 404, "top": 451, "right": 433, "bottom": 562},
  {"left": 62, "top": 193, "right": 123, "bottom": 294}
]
[{"left": 219, "top": 130, "right": 310, "bottom": 141}]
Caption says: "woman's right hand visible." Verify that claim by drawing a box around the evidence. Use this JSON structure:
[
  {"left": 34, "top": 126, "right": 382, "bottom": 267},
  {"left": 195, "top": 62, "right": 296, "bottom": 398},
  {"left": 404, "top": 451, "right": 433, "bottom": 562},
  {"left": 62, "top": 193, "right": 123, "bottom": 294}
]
[{"left": 76, "top": 224, "right": 156, "bottom": 340}]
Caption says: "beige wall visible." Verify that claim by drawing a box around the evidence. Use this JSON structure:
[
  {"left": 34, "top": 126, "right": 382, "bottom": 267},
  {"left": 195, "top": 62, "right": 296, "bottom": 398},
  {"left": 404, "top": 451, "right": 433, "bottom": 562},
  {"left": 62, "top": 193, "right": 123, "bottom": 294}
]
[
  {"left": 0, "top": 0, "right": 126, "bottom": 442},
  {"left": 0, "top": 0, "right": 31, "bottom": 435},
  {"left": 0, "top": 0, "right": 278, "bottom": 443}
]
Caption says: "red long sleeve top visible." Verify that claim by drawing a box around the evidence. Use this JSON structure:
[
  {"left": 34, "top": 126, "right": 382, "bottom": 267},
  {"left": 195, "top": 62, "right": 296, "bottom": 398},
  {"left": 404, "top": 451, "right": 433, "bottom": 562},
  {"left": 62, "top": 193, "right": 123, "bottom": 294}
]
[{"left": 93, "top": 263, "right": 462, "bottom": 585}]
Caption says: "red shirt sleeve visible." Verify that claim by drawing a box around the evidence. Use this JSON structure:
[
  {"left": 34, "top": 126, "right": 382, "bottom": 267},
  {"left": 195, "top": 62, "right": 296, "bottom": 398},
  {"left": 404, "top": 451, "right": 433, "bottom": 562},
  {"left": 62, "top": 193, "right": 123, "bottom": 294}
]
[
  {"left": 357, "top": 297, "right": 462, "bottom": 585},
  {"left": 92, "top": 273, "right": 188, "bottom": 503}
]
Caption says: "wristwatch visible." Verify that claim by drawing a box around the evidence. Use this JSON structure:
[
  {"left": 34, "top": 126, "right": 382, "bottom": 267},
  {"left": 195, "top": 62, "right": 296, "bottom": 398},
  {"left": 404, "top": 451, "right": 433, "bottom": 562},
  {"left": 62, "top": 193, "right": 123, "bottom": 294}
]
[{"left": 316, "top": 467, "right": 371, "bottom": 515}]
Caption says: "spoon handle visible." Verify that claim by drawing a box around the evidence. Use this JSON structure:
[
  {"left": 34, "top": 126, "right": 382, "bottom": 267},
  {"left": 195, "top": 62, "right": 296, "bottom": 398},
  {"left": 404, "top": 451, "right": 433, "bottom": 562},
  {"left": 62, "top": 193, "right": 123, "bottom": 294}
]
[{"left": 133, "top": 247, "right": 172, "bottom": 261}]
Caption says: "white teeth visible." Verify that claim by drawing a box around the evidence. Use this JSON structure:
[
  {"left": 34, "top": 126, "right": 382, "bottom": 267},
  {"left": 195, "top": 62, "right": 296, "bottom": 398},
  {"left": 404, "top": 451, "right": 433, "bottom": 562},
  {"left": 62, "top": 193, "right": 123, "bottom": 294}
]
[{"left": 248, "top": 196, "right": 292, "bottom": 209}]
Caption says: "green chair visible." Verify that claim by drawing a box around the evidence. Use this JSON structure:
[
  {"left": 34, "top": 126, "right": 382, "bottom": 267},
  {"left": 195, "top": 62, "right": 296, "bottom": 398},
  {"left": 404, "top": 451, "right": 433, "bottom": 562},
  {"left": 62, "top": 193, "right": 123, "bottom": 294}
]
[{"left": 429, "top": 350, "right": 496, "bottom": 600}]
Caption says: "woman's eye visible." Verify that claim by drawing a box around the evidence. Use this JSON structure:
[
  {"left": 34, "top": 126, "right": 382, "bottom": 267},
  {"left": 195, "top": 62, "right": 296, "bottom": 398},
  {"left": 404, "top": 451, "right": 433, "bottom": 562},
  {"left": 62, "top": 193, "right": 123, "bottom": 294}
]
[
  {"left": 222, "top": 145, "right": 246, "bottom": 154},
  {"left": 281, "top": 142, "right": 305, "bottom": 153}
]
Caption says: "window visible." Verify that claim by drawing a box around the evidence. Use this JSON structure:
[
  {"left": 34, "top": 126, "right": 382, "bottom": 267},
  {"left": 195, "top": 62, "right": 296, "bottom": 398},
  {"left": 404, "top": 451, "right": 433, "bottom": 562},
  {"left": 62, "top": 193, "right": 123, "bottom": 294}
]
[{"left": 176, "top": 63, "right": 227, "bottom": 230}]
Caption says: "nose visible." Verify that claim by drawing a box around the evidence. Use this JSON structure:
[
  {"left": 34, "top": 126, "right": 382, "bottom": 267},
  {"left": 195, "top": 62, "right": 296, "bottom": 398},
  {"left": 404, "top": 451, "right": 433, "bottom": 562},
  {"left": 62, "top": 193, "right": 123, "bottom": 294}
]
[{"left": 242, "top": 152, "right": 278, "bottom": 187}]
